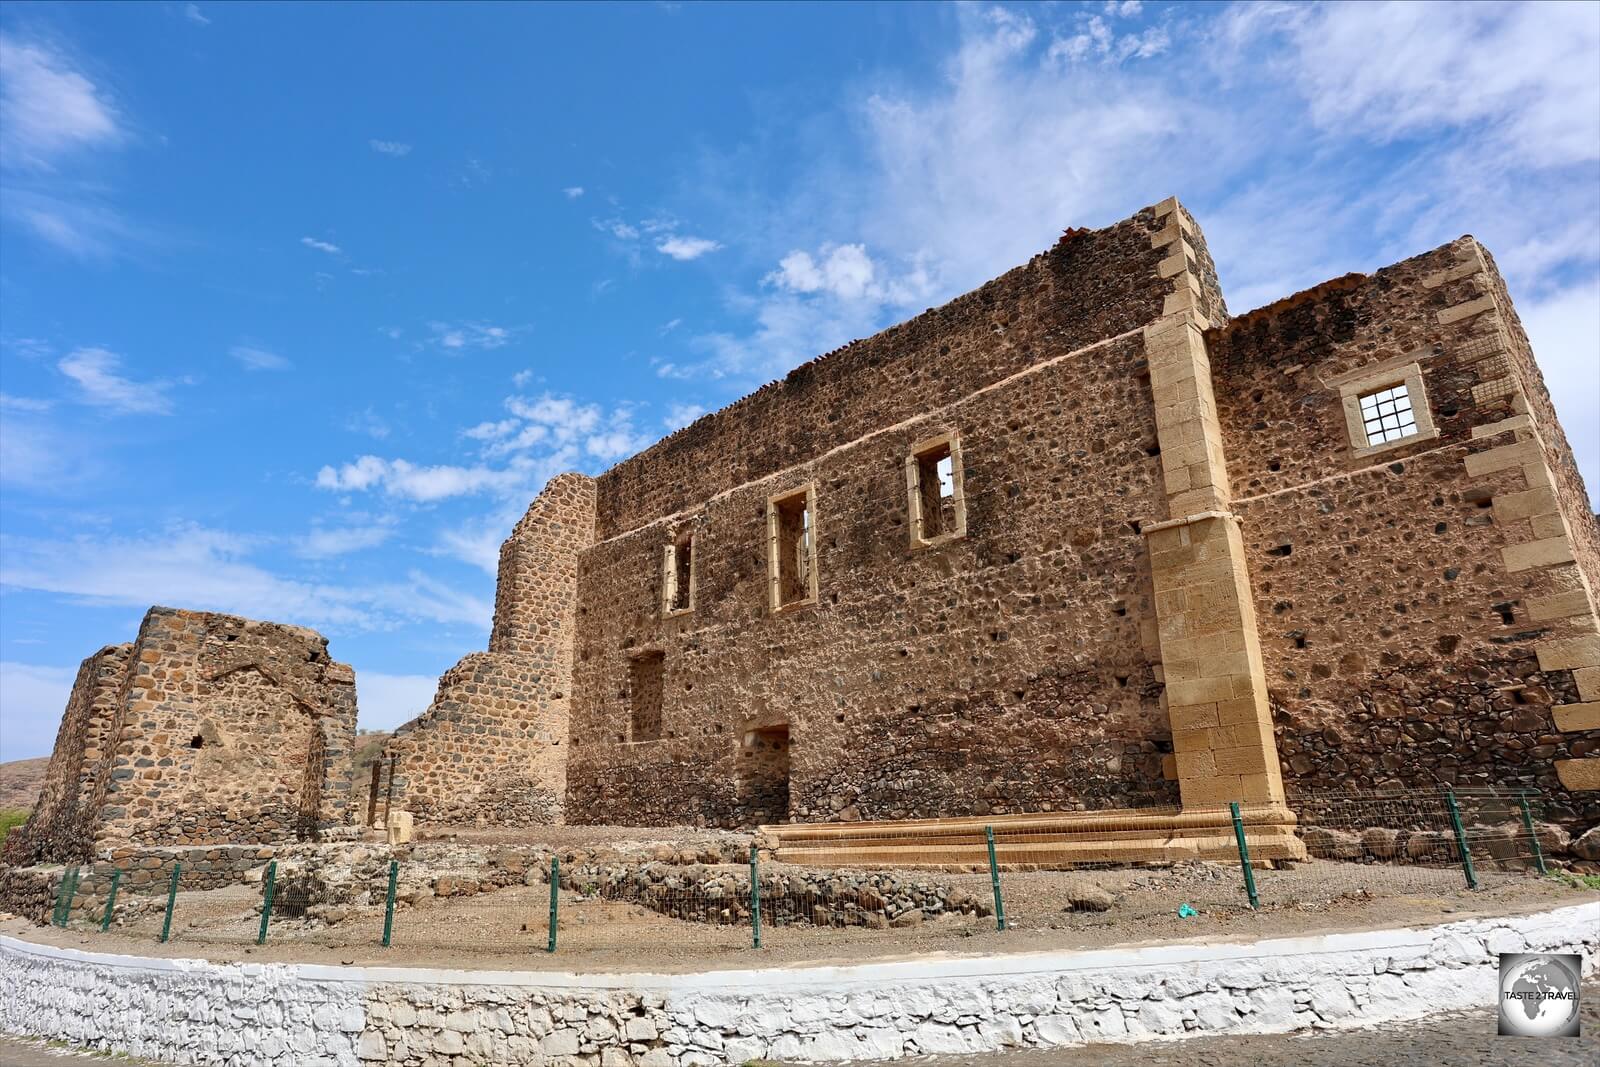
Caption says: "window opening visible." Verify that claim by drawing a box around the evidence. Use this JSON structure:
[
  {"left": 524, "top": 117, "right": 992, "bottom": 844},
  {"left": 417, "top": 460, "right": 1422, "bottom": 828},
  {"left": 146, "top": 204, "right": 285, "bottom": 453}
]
[
  {"left": 1358, "top": 384, "right": 1419, "bottom": 446},
  {"left": 628, "top": 652, "right": 665, "bottom": 741},
  {"left": 767, "top": 486, "right": 816, "bottom": 609},
  {"left": 663, "top": 531, "right": 694, "bottom": 614},
  {"left": 906, "top": 435, "right": 966, "bottom": 546}
]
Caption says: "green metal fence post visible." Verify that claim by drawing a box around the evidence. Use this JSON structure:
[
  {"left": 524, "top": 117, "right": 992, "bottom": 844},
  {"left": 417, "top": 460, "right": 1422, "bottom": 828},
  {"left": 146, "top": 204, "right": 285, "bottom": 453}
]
[
  {"left": 1229, "top": 802, "right": 1261, "bottom": 909},
  {"left": 100, "top": 869, "right": 122, "bottom": 932},
  {"left": 381, "top": 859, "right": 399, "bottom": 948},
  {"left": 546, "top": 857, "right": 560, "bottom": 954},
  {"left": 1445, "top": 790, "right": 1477, "bottom": 890},
  {"left": 256, "top": 860, "right": 278, "bottom": 945},
  {"left": 51, "top": 867, "right": 76, "bottom": 927},
  {"left": 1517, "top": 792, "right": 1547, "bottom": 876},
  {"left": 749, "top": 844, "right": 762, "bottom": 950},
  {"left": 159, "top": 863, "right": 181, "bottom": 943},
  {"left": 985, "top": 826, "right": 1007, "bottom": 931}
]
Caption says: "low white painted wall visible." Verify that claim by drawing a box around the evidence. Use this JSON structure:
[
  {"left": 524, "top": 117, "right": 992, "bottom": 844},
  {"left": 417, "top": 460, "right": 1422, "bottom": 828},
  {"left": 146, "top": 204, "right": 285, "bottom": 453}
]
[{"left": 4, "top": 901, "right": 1596, "bottom": 1066}]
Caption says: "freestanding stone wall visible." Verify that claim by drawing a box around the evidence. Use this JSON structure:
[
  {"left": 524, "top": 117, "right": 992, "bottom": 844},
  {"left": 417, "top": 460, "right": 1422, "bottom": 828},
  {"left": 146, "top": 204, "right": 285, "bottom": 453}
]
[
  {"left": 381, "top": 473, "right": 596, "bottom": 825},
  {"left": 3, "top": 607, "right": 359, "bottom": 864}
]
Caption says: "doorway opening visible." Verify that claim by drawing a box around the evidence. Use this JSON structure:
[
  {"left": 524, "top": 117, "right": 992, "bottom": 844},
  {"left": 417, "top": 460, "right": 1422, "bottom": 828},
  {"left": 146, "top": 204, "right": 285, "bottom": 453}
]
[{"left": 739, "top": 723, "right": 790, "bottom": 825}]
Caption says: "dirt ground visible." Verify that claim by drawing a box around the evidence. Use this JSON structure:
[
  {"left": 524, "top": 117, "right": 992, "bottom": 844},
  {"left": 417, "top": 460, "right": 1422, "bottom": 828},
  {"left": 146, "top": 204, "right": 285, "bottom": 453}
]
[{"left": 6, "top": 857, "right": 1594, "bottom": 975}]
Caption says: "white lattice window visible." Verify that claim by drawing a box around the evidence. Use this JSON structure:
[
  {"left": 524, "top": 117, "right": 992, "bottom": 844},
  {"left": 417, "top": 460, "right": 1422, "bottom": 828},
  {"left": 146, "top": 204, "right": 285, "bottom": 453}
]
[
  {"left": 1337, "top": 361, "right": 1438, "bottom": 459},
  {"left": 1357, "top": 384, "right": 1419, "bottom": 446}
]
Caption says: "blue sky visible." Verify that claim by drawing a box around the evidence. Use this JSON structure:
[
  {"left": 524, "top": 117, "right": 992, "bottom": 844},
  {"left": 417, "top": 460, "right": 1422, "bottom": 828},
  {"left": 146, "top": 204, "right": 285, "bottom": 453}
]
[{"left": 2, "top": 1, "right": 1597, "bottom": 763}]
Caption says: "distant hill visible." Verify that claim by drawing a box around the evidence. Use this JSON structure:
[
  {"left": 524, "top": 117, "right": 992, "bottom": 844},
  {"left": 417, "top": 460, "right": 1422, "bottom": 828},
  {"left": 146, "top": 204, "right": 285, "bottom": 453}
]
[{"left": 0, "top": 756, "right": 47, "bottom": 811}]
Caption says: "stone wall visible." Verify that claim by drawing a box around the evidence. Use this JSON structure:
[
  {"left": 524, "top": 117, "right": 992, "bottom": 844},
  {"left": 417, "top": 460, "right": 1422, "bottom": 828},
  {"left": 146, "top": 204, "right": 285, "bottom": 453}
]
[
  {"left": 567, "top": 328, "right": 1178, "bottom": 827},
  {"left": 3, "top": 608, "right": 359, "bottom": 863},
  {"left": 1208, "top": 240, "right": 1600, "bottom": 824},
  {"left": 3, "top": 645, "right": 131, "bottom": 864},
  {"left": 382, "top": 474, "right": 595, "bottom": 825},
  {"left": 591, "top": 205, "right": 1188, "bottom": 542},
  {"left": 2, "top": 903, "right": 1595, "bottom": 1065}
]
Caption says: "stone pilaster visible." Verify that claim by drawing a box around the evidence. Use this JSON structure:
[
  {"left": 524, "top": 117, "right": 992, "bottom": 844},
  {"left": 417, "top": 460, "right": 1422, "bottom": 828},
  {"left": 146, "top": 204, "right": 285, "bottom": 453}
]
[{"left": 1141, "top": 197, "right": 1288, "bottom": 812}]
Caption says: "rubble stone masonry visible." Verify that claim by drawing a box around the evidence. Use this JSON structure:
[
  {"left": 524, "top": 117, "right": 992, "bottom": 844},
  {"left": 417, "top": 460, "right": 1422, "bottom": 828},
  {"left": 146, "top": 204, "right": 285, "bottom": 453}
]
[
  {"left": 380, "top": 473, "right": 595, "bottom": 825},
  {"left": 4, "top": 608, "right": 358, "bottom": 864}
]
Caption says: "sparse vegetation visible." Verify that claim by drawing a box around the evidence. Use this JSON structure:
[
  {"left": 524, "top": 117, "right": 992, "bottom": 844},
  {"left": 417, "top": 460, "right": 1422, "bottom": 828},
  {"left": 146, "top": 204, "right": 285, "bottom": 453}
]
[
  {"left": 0, "top": 807, "right": 29, "bottom": 846},
  {"left": 1548, "top": 870, "right": 1600, "bottom": 892}
]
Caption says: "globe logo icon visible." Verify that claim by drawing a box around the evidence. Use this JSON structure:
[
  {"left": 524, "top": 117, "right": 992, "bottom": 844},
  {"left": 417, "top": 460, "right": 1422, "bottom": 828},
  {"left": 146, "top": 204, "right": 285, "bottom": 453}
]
[{"left": 1498, "top": 953, "right": 1582, "bottom": 1037}]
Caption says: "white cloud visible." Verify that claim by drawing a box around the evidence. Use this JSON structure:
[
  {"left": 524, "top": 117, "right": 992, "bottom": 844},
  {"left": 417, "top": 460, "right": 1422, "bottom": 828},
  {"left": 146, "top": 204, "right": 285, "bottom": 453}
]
[
  {"left": 2, "top": 187, "right": 145, "bottom": 258},
  {"left": 657, "top": 234, "right": 722, "bottom": 261},
  {"left": 0, "top": 523, "right": 492, "bottom": 632},
  {"left": 0, "top": 35, "right": 122, "bottom": 171},
  {"left": 300, "top": 236, "right": 341, "bottom": 255},
  {"left": 663, "top": 402, "right": 705, "bottom": 430},
  {"left": 354, "top": 671, "right": 438, "bottom": 731},
  {"left": 1522, "top": 277, "right": 1600, "bottom": 493},
  {"left": 563, "top": 186, "right": 585, "bottom": 199},
  {"left": 1246, "top": 2, "right": 1600, "bottom": 169},
  {"left": 229, "top": 344, "right": 291, "bottom": 371},
  {"left": 294, "top": 522, "right": 393, "bottom": 559},
  {"left": 57, "top": 347, "right": 174, "bottom": 415},
  {"left": 595, "top": 217, "right": 639, "bottom": 241},
  {"left": 183, "top": 3, "right": 210, "bottom": 26},
  {"left": 368, "top": 139, "right": 412, "bottom": 156},
  {"left": 462, "top": 417, "right": 519, "bottom": 442},
  {"left": 426, "top": 321, "right": 513, "bottom": 352},
  {"left": 0, "top": 393, "right": 51, "bottom": 412},
  {"left": 315, "top": 455, "right": 529, "bottom": 502},
  {"left": 0, "top": 661, "right": 76, "bottom": 761},
  {"left": 511, "top": 369, "right": 536, "bottom": 388}
]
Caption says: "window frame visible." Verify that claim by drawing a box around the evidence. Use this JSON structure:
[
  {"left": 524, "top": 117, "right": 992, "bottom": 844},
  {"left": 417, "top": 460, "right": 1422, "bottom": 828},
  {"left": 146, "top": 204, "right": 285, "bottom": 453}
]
[
  {"left": 904, "top": 432, "right": 967, "bottom": 548},
  {"left": 661, "top": 527, "right": 696, "bottom": 618},
  {"left": 1338, "top": 363, "right": 1438, "bottom": 459},
  {"left": 765, "top": 483, "right": 818, "bottom": 613}
]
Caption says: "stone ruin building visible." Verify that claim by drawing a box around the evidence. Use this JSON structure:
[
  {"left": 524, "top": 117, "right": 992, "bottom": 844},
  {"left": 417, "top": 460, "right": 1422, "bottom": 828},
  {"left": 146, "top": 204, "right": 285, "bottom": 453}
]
[
  {"left": 371, "top": 195, "right": 1598, "bottom": 858},
  {"left": 3, "top": 607, "right": 357, "bottom": 866},
  {"left": 7, "top": 196, "right": 1598, "bottom": 869}
]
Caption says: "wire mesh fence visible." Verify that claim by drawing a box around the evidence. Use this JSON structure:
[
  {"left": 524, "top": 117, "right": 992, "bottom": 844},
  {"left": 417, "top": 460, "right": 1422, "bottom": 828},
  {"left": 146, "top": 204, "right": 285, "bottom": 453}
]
[{"left": 36, "top": 785, "right": 1580, "bottom": 962}]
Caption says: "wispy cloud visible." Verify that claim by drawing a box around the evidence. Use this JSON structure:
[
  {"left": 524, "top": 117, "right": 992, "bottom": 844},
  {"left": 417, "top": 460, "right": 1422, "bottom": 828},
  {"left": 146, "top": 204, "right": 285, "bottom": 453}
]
[
  {"left": 315, "top": 455, "right": 529, "bottom": 502},
  {"left": 563, "top": 186, "right": 585, "bottom": 199},
  {"left": 657, "top": 234, "right": 721, "bottom": 261},
  {"left": 0, "top": 393, "right": 52, "bottom": 413},
  {"left": 300, "top": 235, "right": 341, "bottom": 255},
  {"left": 369, "top": 139, "right": 412, "bottom": 157},
  {"left": 0, "top": 34, "right": 123, "bottom": 171},
  {"left": 229, "top": 344, "right": 291, "bottom": 371},
  {"left": 0, "top": 523, "right": 493, "bottom": 632},
  {"left": 183, "top": 3, "right": 211, "bottom": 26},
  {"left": 294, "top": 521, "right": 393, "bottom": 559},
  {"left": 57, "top": 347, "right": 174, "bottom": 415},
  {"left": 426, "top": 321, "right": 514, "bottom": 352},
  {"left": 343, "top": 408, "right": 391, "bottom": 440},
  {"left": 663, "top": 401, "right": 705, "bottom": 430}
]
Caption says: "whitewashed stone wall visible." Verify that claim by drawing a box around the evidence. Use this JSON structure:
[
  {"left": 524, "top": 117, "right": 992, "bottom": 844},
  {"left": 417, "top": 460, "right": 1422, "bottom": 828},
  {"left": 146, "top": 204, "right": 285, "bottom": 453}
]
[{"left": 3, "top": 901, "right": 1596, "bottom": 1066}]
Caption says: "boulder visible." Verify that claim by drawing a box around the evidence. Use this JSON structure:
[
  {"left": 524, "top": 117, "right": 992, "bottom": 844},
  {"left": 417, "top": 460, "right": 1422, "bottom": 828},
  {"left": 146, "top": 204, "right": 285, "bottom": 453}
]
[
  {"left": 1571, "top": 826, "right": 1600, "bottom": 862},
  {"left": 1303, "top": 826, "right": 1362, "bottom": 860},
  {"left": 1059, "top": 878, "right": 1116, "bottom": 912},
  {"left": 1360, "top": 827, "right": 1401, "bottom": 860}
]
